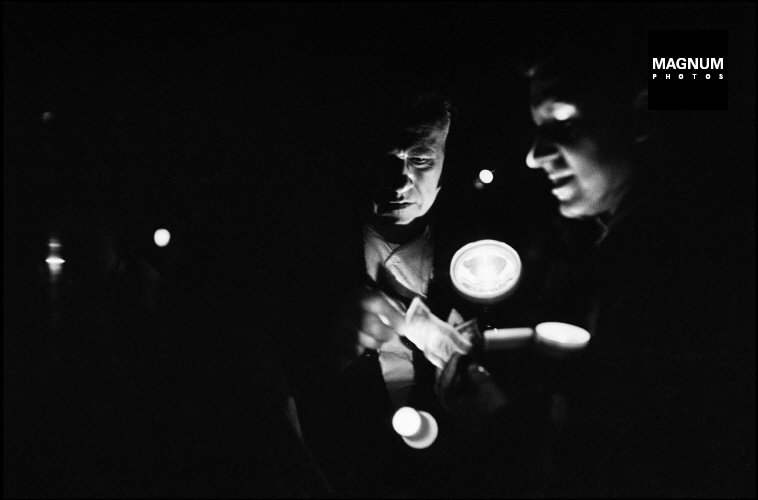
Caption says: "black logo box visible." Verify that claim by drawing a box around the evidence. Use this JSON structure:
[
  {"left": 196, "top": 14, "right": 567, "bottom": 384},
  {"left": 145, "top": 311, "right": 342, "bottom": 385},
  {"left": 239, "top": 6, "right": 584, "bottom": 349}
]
[{"left": 648, "top": 30, "right": 727, "bottom": 110}]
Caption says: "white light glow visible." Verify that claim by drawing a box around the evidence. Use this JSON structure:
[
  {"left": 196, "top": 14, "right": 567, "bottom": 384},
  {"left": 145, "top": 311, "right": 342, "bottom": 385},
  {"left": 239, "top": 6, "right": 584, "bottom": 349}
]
[
  {"left": 154, "top": 228, "right": 171, "bottom": 247},
  {"left": 46, "top": 237, "right": 64, "bottom": 276},
  {"left": 401, "top": 410, "right": 439, "bottom": 449},
  {"left": 551, "top": 103, "right": 578, "bottom": 122},
  {"left": 535, "top": 322, "right": 590, "bottom": 349},
  {"left": 392, "top": 407, "right": 422, "bottom": 437},
  {"left": 450, "top": 240, "right": 522, "bottom": 303},
  {"left": 478, "top": 169, "right": 494, "bottom": 184}
]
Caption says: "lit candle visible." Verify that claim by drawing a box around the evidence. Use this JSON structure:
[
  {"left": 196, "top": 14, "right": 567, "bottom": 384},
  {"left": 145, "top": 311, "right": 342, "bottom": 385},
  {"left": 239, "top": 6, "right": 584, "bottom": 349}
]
[
  {"left": 392, "top": 407, "right": 439, "bottom": 449},
  {"left": 534, "top": 322, "right": 591, "bottom": 358}
]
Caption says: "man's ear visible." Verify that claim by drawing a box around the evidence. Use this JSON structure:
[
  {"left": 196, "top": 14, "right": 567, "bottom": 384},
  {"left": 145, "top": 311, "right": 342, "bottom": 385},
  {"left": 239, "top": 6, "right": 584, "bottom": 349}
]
[{"left": 631, "top": 88, "right": 659, "bottom": 144}]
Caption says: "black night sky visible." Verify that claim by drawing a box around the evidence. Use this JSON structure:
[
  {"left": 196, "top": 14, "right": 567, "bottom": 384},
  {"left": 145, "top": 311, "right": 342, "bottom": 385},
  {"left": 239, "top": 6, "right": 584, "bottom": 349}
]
[{"left": 6, "top": 3, "right": 754, "bottom": 289}]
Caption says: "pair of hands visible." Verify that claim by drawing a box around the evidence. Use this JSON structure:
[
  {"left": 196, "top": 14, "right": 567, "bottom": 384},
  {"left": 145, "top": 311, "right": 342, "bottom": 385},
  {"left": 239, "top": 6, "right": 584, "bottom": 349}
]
[{"left": 343, "top": 288, "right": 509, "bottom": 426}]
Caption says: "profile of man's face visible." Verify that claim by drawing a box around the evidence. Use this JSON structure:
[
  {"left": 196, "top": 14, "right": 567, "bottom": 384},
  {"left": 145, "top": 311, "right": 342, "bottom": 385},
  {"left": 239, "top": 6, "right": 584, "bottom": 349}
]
[
  {"left": 525, "top": 75, "right": 637, "bottom": 218},
  {"left": 371, "top": 121, "right": 449, "bottom": 225}
]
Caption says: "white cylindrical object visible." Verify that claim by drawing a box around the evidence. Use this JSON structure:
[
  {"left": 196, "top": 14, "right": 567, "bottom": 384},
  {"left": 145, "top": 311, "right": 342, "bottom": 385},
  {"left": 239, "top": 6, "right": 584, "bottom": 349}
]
[
  {"left": 534, "top": 323, "right": 591, "bottom": 359},
  {"left": 534, "top": 322, "right": 590, "bottom": 350},
  {"left": 392, "top": 407, "right": 438, "bottom": 449},
  {"left": 483, "top": 327, "right": 534, "bottom": 350}
]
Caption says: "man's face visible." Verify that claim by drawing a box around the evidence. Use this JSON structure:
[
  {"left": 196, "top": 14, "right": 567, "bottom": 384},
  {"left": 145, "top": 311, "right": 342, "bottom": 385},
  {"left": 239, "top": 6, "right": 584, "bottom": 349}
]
[
  {"left": 372, "top": 122, "right": 448, "bottom": 225},
  {"left": 526, "top": 76, "right": 636, "bottom": 218}
]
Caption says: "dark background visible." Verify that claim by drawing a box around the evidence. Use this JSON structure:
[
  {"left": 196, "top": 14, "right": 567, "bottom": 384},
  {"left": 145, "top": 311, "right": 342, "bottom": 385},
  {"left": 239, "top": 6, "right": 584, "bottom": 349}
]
[
  {"left": 4, "top": 2, "right": 755, "bottom": 297},
  {"left": 4, "top": 2, "right": 755, "bottom": 497},
  {"left": 648, "top": 29, "right": 728, "bottom": 110}
]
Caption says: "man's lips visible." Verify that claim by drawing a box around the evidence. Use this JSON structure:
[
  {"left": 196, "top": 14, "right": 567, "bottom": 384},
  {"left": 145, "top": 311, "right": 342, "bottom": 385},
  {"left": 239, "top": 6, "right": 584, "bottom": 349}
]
[
  {"left": 549, "top": 175, "right": 574, "bottom": 188},
  {"left": 383, "top": 198, "right": 414, "bottom": 207},
  {"left": 376, "top": 200, "right": 414, "bottom": 213}
]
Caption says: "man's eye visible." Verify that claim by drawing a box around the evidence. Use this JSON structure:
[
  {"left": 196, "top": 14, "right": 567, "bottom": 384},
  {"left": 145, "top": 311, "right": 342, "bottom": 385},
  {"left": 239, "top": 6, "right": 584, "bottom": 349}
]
[{"left": 409, "top": 158, "right": 433, "bottom": 167}]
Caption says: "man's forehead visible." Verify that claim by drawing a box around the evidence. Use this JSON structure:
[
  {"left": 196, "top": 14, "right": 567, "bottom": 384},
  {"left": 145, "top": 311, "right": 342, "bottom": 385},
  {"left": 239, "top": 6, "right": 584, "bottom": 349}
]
[
  {"left": 530, "top": 76, "right": 578, "bottom": 106},
  {"left": 388, "top": 122, "right": 448, "bottom": 151},
  {"left": 530, "top": 75, "right": 618, "bottom": 117}
]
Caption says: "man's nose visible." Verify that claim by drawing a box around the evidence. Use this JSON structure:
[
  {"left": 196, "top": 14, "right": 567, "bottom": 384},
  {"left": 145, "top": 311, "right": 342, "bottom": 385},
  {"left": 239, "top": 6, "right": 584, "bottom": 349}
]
[
  {"left": 526, "top": 136, "right": 561, "bottom": 169},
  {"left": 386, "top": 158, "right": 414, "bottom": 192}
]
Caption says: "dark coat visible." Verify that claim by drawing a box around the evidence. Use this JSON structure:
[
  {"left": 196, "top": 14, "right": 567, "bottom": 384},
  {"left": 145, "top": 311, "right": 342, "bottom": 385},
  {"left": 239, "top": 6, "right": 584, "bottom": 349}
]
[{"left": 538, "top": 186, "right": 755, "bottom": 497}]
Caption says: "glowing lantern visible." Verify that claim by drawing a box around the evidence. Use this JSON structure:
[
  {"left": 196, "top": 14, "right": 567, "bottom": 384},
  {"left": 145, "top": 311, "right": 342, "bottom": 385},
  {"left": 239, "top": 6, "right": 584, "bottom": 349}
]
[{"left": 450, "top": 240, "right": 522, "bottom": 303}]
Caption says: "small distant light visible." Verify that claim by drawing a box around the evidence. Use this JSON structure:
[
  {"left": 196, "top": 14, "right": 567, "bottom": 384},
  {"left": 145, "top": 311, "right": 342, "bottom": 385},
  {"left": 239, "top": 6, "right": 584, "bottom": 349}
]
[
  {"left": 45, "top": 255, "right": 65, "bottom": 276},
  {"left": 154, "top": 229, "right": 171, "bottom": 247},
  {"left": 478, "top": 169, "right": 494, "bottom": 184},
  {"left": 41, "top": 111, "right": 54, "bottom": 123},
  {"left": 46, "top": 237, "right": 64, "bottom": 279}
]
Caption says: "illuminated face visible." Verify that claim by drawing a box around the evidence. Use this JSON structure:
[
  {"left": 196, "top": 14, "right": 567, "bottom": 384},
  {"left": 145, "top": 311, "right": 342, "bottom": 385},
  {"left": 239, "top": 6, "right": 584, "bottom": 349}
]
[
  {"left": 372, "top": 122, "right": 448, "bottom": 225},
  {"left": 526, "top": 76, "right": 637, "bottom": 218}
]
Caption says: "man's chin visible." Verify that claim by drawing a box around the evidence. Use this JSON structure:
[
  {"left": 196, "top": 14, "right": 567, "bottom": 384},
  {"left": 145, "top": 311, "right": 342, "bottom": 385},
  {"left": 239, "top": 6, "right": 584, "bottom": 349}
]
[
  {"left": 559, "top": 201, "right": 601, "bottom": 219},
  {"left": 375, "top": 213, "right": 416, "bottom": 225},
  {"left": 374, "top": 205, "right": 419, "bottom": 224}
]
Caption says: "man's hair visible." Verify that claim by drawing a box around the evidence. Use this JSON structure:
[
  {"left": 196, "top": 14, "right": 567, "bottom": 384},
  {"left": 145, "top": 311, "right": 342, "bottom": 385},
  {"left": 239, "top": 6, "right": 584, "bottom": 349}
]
[
  {"left": 354, "top": 91, "right": 456, "bottom": 195},
  {"left": 395, "top": 92, "right": 454, "bottom": 132},
  {"left": 363, "top": 91, "right": 455, "bottom": 155}
]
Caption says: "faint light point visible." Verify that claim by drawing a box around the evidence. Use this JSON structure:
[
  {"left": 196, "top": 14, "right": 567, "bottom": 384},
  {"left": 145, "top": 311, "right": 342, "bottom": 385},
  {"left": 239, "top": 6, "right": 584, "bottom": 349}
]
[{"left": 154, "top": 228, "right": 171, "bottom": 247}]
